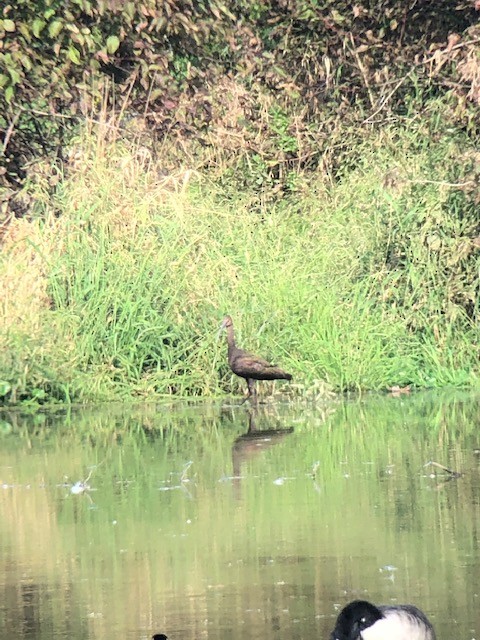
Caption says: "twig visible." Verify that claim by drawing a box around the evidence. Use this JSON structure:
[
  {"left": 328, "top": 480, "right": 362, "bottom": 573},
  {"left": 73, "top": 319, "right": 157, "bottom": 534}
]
[
  {"left": 180, "top": 460, "right": 194, "bottom": 483},
  {"left": 14, "top": 104, "right": 78, "bottom": 121},
  {"left": 362, "top": 71, "right": 414, "bottom": 124},
  {"left": 424, "top": 461, "right": 463, "bottom": 478},
  {"left": 83, "top": 467, "right": 94, "bottom": 484},
  {"left": 423, "top": 38, "right": 480, "bottom": 65},
  {"left": 362, "top": 35, "right": 480, "bottom": 125},
  {"left": 407, "top": 179, "right": 474, "bottom": 188},
  {"left": 116, "top": 68, "right": 138, "bottom": 131},
  {"left": 13, "top": 103, "right": 131, "bottom": 134},
  {"left": 2, "top": 111, "right": 21, "bottom": 153},
  {"left": 349, "top": 33, "right": 375, "bottom": 108},
  {"left": 399, "top": 0, "right": 418, "bottom": 47}
]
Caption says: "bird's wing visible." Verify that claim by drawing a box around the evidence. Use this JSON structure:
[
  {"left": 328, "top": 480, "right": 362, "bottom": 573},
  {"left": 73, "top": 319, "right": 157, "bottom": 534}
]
[{"left": 235, "top": 353, "right": 275, "bottom": 372}]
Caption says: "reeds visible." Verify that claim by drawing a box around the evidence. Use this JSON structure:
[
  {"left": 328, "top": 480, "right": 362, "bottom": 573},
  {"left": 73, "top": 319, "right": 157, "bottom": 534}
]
[{"left": 1, "top": 101, "right": 478, "bottom": 404}]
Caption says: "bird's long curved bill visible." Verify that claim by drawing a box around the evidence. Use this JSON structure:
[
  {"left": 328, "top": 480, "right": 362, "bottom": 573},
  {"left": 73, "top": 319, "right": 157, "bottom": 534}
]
[{"left": 217, "top": 318, "right": 228, "bottom": 340}]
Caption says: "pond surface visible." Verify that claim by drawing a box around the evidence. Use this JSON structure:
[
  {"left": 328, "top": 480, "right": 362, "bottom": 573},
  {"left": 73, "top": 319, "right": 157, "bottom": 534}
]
[{"left": 0, "top": 391, "right": 479, "bottom": 640}]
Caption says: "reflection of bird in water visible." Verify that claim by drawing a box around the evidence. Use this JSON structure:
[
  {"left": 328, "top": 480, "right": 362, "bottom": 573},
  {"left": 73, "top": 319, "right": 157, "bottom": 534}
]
[
  {"left": 231, "top": 411, "right": 294, "bottom": 496},
  {"left": 220, "top": 315, "right": 292, "bottom": 404},
  {"left": 329, "top": 600, "right": 436, "bottom": 640}
]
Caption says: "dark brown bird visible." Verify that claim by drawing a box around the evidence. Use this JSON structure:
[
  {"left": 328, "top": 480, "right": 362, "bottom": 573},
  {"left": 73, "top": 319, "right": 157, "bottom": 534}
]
[{"left": 220, "top": 315, "right": 292, "bottom": 403}]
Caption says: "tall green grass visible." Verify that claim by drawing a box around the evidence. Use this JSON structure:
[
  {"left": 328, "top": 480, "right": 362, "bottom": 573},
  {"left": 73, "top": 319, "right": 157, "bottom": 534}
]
[{"left": 0, "top": 103, "right": 478, "bottom": 404}]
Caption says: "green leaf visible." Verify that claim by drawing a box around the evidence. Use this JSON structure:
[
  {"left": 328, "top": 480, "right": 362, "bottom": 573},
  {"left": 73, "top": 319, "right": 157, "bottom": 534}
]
[
  {"left": 44, "top": 8, "right": 55, "bottom": 19},
  {"left": 0, "top": 420, "right": 12, "bottom": 435},
  {"left": 5, "top": 85, "right": 14, "bottom": 103},
  {"left": 3, "top": 19, "right": 16, "bottom": 32},
  {"left": 67, "top": 45, "right": 81, "bottom": 64},
  {"left": 48, "top": 20, "right": 63, "bottom": 38},
  {"left": 32, "top": 18, "right": 46, "bottom": 38},
  {"left": 0, "top": 74, "right": 8, "bottom": 87},
  {"left": 83, "top": 1, "right": 93, "bottom": 16},
  {"left": 124, "top": 2, "right": 135, "bottom": 20},
  {"left": 0, "top": 381, "right": 11, "bottom": 397},
  {"left": 71, "top": 32, "right": 85, "bottom": 46},
  {"left": 21, "top": 54, "right": 32, "bottom": 71},
  {"left": 8, "top": 68, "right": 21, "bottom": 84},
  {"left": 106, "top": 35, "right": 120, "bottom": 54},
  {"left": 18, "top": 23, "right": 32, "bottom": 42}
]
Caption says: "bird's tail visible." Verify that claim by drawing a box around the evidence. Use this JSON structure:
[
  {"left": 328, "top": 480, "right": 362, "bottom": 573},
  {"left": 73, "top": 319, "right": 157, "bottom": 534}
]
[{"left": 270, "top": 368, "right": 292, "bottom": 380}]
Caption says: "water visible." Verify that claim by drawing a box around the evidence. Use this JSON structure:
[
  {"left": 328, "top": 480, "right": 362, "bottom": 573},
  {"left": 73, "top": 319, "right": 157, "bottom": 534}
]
[{"left": 0, "top": 391, "right": 479, "bottom": 640}]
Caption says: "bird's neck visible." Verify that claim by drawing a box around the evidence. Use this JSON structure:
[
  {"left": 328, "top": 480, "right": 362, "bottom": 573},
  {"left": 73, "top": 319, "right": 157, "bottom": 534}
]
[{"left": 226, "top": 325, "right": 236, "bottom": 352}]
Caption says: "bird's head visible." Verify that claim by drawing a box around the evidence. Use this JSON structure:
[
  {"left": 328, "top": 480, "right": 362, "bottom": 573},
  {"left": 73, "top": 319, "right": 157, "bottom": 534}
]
[
  {"left": 220, "top": 315, "right": 233, "bottom": 330},
  {"left": 218, "top": 315, "right": 235, "bottom": 343},
  {"left": 330, "top": 601, "right": 383, "bottom": 640}
]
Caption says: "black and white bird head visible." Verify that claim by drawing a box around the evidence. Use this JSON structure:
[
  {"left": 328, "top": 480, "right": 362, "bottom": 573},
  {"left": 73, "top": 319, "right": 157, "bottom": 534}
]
[{"left": 330, "top": 600, "right": 436, "bottom": 640}]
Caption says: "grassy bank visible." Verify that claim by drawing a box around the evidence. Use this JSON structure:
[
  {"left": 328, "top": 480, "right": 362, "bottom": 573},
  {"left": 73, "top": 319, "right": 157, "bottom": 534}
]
[{"left": 1, "top": 103, "right": 479, "bottom": 405}]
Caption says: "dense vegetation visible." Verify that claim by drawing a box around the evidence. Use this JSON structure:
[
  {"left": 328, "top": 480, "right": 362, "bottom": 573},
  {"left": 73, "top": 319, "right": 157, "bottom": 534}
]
[
  {"left": 2, "top": 0, "right": 479, "bottom": 192},
  {"left": 0, "top": 1, "right": 479, "bottom": 405}
]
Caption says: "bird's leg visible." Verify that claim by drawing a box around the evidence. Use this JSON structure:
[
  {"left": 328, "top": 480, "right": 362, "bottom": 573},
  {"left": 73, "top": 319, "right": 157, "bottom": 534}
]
[
  {"left": 239, "top": 381, "right": 250, "bottom": 405},
  {"left": 247, "top": 409, "right": 258, "bottom": 433},
  {"left": 247, "top": 378, "right": 258, "bottom": 405},
  {"left": 240, "top": 379, "right": 256, "bottom": 405}
]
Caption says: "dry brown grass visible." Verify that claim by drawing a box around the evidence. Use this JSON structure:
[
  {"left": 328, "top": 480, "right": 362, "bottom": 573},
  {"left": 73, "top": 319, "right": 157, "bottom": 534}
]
[{"left": 0, "top": 218, "right": 51, "bottom": 336}]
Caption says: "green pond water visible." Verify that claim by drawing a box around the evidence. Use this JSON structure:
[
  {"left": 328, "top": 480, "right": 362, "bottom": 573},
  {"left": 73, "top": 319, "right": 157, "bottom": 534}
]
[{"left": 0, "top": 391, "right": 479, "bottom": 640}]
